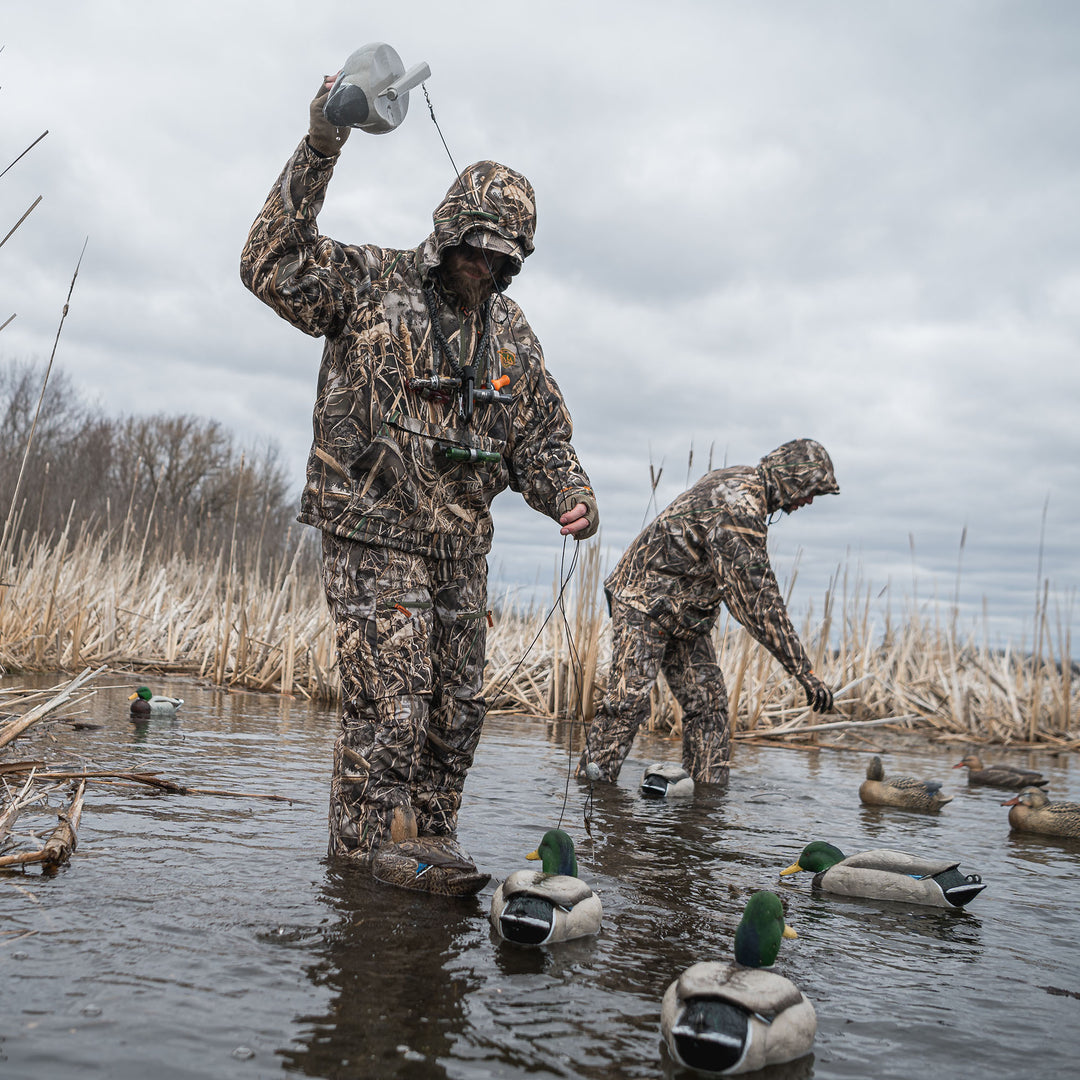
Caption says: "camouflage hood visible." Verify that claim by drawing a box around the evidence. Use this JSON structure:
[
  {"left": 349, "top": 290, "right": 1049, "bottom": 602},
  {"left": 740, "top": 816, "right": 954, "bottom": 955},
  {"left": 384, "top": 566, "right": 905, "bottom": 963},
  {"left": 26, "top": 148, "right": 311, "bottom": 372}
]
[
  {"left": 757, "top": 439, "right": 839, "bottom": 513},
  {"left": 418, "top": 160, "right": 536, "bottom": 290}
]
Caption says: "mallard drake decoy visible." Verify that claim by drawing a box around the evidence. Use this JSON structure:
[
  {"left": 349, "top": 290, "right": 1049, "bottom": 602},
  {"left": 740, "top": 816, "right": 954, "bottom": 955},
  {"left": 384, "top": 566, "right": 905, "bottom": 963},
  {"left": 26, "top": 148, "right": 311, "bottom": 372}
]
[
  {"left": 661, "top": 890, "right": 816, "bottom": 1075},
  {"left": 370, "top": 835, "right": 490, "bottom": 896},
  {"left": 641, "top": 762, "right": 695, "bottom": 799},
  {"left": 129, "top": 686, "right": 183, "bottom": 720},
  {"left": 953, "top": 754, "right": 1047, "bottom": 789},
  {"left": 1001, "top": 786, "right": 1080, "bottom": 838},
  {"left": 859, "top": 755, "right": 952, "bottom": 812},
  {"left": 490, "top": 828, "right": 602, "bottom": 945},
  {"left": 780, "top": 841, "right": 985, "bottom": 908}
]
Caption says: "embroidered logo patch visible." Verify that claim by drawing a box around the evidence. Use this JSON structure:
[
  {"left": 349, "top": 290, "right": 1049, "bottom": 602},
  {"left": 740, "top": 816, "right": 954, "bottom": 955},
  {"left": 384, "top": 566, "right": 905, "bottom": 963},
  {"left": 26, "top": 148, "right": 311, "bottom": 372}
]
[{"left": 498, "top": 348, "right": 516, "bottom": 367}]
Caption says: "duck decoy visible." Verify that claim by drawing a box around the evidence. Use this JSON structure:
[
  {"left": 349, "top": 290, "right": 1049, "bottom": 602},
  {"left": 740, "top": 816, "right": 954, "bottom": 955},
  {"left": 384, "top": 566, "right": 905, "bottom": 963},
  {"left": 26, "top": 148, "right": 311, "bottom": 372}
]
[
  {"left": 490, "top": 828, "right": 602, "bottom": 945},
  {"left": 780, "top": 840, "right": 985, "bottom": 908},
  {"left": 1001, "top": 786, "right": 1080, "bottom": 838},
  {"left": 641, "top": 762, "right": 695, "bottom": 799},
  {"left": 129, "top": 686, "right": 183, "bottom": 720},
  {"left": 859, "top": 755, "right": 952, "bottom": 812},
  {"left": 953, "top": 754, "right": 1047, "bottom": 789},
  {"left": 370, "top": 835, "right": 490, "bottom": 896},
  {"left": 661, "top": 890, "right": 816, "bottom": 1075}
]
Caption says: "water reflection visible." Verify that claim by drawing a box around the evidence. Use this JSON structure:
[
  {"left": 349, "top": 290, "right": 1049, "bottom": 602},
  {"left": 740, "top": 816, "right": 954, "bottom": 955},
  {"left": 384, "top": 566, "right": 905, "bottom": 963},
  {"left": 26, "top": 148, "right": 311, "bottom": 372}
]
[
  {"left": 661, "top": 1046, "right": 815, "bottom": 1080},
  {"left": 280, "top": 861, "right": 482, "bottom": 1079},
  {"left": 1004, "top": 829, "right": 1080, "bottom": 863},
  {"left": 785, "top": 889, "right": 984, "bottom": 952},
  {"left": 857, "top": 804, "right": 952, "bottom": 837},
  {"left": 490, "top": 933, "right": 594, "bottom": 976},
  {"left": 125, "top": 715, "right": 183, "bottom": 745}
]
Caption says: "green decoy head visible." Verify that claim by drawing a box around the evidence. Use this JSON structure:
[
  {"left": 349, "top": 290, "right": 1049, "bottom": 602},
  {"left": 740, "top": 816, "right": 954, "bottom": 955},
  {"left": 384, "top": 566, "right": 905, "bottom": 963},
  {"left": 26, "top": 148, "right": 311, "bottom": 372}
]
[
  {"left": 780, "top": 841, "right": 846, "bottom": 877},
  {"left": 133, "top": 686, "right": 154, "bottom": 701},
  {"left": 733, "top": 890, "right": 798, "bottom": 968},
  {"left": 526, "top": 829, "right": 578, "bottom": 877}
]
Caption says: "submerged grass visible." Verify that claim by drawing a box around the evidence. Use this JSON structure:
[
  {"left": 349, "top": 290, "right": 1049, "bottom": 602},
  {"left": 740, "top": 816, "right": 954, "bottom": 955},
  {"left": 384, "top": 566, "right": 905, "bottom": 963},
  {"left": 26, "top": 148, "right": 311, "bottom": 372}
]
[{"left": 0, "top": 524, "right": 1076, "bottom": 747}]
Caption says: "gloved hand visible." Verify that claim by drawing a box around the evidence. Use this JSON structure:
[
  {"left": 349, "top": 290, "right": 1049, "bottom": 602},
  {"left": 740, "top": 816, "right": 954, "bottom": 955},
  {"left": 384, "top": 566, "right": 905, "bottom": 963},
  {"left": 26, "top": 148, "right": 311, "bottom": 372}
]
[
  {"left": 557, "top": 490, "right": 599, "bottom": 540},
  {"left": 308, "top": 78, "right": 350, "bottom": 156},
  {"left": 798, "top": 672, "right": 834, "bottom": 714}
]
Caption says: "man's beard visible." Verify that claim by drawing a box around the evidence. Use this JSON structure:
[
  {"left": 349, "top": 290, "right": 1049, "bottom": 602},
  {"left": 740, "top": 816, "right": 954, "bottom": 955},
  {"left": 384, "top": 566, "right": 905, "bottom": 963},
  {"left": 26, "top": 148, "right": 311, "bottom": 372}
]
[{"left": 438, "top": 267, "right": 496, "bottom": 311}]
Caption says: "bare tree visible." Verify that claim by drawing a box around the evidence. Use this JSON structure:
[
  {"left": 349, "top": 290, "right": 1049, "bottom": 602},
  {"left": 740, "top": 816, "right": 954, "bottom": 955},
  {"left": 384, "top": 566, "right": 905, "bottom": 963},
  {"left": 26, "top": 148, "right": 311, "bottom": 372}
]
[{"left": 0, "top": 358, "right": 300, "bottom": 567}]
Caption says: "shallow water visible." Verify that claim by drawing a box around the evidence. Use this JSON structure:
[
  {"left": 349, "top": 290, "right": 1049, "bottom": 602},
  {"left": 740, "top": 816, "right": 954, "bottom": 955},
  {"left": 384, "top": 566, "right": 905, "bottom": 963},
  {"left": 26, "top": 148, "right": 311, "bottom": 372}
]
[{"left": 1, "top": 674, "right": 1078, "bottom": 1080}]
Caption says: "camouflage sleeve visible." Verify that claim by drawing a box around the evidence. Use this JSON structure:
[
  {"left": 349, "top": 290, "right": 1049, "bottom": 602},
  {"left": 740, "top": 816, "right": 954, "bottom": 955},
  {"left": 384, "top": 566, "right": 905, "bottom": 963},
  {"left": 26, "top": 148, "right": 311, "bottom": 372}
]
[
  {"left": 719, "top": 530, "right": 814, "bottom": 679},
  {"left": 501, "top": 304, "right": 594, "bottom": 523},
  {"left": 239, "top": 138, "right": 367, "bottom": 339}
]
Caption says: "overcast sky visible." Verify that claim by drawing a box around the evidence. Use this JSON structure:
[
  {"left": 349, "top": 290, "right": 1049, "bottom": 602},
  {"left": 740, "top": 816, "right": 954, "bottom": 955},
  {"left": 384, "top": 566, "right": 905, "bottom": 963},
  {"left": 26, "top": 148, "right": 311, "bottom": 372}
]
[{"left": 3, "top": 1, "right": 1078, "bottom": 649}]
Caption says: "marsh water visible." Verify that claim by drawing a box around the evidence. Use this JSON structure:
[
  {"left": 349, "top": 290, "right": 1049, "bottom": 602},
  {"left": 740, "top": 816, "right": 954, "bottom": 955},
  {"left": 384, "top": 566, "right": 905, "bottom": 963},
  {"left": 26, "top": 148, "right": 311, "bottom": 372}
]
[{"left": 2, "top": 673, "right": 1079, "bottom": 1080}]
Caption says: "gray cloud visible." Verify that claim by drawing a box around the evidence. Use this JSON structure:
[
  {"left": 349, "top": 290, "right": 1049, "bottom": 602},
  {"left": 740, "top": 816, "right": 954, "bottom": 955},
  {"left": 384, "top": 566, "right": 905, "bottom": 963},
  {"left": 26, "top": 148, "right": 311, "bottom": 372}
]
[{"left": 3, "top": 0, "right": 1077, "bottom": 647}]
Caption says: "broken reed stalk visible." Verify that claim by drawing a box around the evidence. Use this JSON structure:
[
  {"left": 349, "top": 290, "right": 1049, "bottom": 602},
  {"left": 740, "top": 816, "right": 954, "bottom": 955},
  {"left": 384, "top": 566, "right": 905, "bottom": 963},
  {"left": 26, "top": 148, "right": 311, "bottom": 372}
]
[
  {"left": 0, "top": 238, "right": 88, "bottom": 563},
  {"left": 0, "top": 768, "right": 293, "bottom": 802},
  {"left": 0, "top": 665, "right": 106, "bottom": 749},
  {"left": 0, "top": 130, "right": 49, "bottom": 181},
  {"left": 0, "top": 770, "right": 43, "bottom": 844},
  {"left": 736, "top": 715, "right": 921, "bottom": 740},
  {"left": 216, "top": 453, "right": 245, "bottom": 688},
  {"left": 0, "top": 194, "right": 43, "bottom": 252}
]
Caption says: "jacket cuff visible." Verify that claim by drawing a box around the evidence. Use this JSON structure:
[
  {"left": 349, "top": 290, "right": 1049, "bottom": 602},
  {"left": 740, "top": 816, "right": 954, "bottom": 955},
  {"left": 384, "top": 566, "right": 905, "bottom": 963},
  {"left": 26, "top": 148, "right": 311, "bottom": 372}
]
[{"left": 300, "top": 136, "right": 340, "bottom": 164}]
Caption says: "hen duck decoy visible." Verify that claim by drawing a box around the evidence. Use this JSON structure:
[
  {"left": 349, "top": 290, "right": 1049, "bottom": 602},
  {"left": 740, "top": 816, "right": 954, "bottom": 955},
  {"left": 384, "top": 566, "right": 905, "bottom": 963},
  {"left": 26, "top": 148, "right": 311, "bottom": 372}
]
[
  {"left": 779, "top": 840, "right": 985, "bottom": 908},
  {"left": 129, "top": 686, "right": 183, "bottom": 719},
  {"left": 953, "top": 754, "right": 1048, "bottom": 789},
  {"left": 641, "top": 762, "right": 695, "bottom": 799},
  {"left": 661, "top": 890, "right": 816, "bottom": 1075},
  {"left": 859, "top": 755, "right": 952, "bottom": 812},
  {"left": 370, "top": 835, "right": 490, "bottom": 896},
  {"left": 1001, "top": 786, "right": 1080, "bottom": 838},
  {"left": 490, "top": 829, "right": 602, "bottom": 945}
]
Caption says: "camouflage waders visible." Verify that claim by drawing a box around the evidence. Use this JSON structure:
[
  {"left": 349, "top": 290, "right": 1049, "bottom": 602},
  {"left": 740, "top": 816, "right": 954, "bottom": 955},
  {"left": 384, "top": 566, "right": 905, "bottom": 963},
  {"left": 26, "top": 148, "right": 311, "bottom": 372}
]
[
  {"left": 578, "top": 600, "right": 731, "bottom": 784},
  {"left": 320, "top": 534, "right": 489, "bottom": 859}
]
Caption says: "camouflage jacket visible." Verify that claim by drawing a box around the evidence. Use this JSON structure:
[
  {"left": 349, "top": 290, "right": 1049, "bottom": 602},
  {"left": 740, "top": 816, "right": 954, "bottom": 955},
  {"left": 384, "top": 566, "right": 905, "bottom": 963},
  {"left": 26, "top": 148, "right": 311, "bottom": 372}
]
[
  {"left": 605, "top": 439, "right": 839, "bottom": 677},
  {"left": 240, "top": 142, "right": 593, "bottom": 559}
]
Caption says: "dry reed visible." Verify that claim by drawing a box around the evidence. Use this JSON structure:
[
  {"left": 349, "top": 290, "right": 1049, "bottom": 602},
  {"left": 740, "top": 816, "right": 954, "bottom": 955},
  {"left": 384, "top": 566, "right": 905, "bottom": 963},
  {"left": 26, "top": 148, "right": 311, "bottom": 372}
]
[{"left": 0, "top": 522, "right": 1077, "bottom": 747}]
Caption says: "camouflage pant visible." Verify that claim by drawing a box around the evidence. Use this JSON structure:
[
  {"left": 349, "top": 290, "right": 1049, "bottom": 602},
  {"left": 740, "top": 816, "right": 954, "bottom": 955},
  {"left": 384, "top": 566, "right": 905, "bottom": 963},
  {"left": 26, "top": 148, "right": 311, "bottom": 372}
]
[
  {"left": 577, "top": 600, "right": 730, "bottom": 784},
  {"left": 320, "top": 534, "right": 489, "bottom": 859}
]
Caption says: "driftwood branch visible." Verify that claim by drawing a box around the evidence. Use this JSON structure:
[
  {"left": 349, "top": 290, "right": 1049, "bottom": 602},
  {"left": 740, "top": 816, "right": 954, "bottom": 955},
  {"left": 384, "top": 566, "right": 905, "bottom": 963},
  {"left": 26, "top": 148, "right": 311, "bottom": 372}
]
[
  {"left": 40, "top": 780, "right": 85, "bottom": 868},
  {"left": 0, "top": 780, "right": 85, "bottom": 869}
]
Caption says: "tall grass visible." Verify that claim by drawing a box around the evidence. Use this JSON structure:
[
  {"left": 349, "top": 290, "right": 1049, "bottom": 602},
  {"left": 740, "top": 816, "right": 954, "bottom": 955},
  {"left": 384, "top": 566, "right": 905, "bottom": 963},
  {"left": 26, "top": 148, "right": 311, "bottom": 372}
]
[{"left": 0, "top": 522, "right": 1076, "bottom": 746}]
